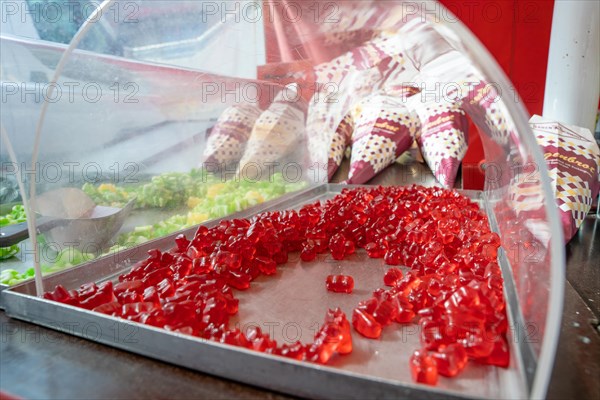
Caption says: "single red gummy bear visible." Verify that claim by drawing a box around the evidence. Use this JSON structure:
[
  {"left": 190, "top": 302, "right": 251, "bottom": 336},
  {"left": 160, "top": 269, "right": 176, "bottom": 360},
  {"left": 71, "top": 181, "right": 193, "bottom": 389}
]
[
  {"left": 365, "top": 242, "right": 386, "bottom": 258},
  {"left": 300, "top": 242, "right": 317, "bottom": 262},
  {"left": 477, "top": 335, "right": 510, "bottom": 368},
  {"left": 352, "top": 308, "right": 382, "bottom": 339},
  {"left": 43, "top": 284, "right": 78, "bottom": 306},
  {"left": 431, "top": 343, "right": 468, "bottom": 377},
  {"left": 329, "top": 233, "right": 347, "bottom": 260},
  {"left": 326, "top": 275, "right": 354, "bottom": 294},
  {"left": 324, "top": 308, "right": 353, "bottom": 354},
  {"left": 255, "top": 256, "right": 277, "bottom": 275},
  {"left": 383, "top": 268, "right": 403, "bottom": 286},
  {"left": 79, "top": 281, "right": 115, "bottom": 310},
  {"left": 410, "top": 349, "right": 438, "bottom": 385}
]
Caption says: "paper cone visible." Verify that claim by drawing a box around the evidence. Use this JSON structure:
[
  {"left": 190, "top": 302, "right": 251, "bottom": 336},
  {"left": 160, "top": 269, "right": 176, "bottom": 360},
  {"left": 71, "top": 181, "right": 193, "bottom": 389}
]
[
  {"left": 530, "top": 115, "right": 600, "bottom": 241},
  {"left": 414, "top": 101, "right": 469, "bottom": 188},
  {"left": 239, "top": 84, "right": 307, "bottom": 172},
  {"left": 346, "top": 94, "right": 420, "bottom": 184},
  {"left": 202, "top": 104, "right": 262, "bottom": 168}
]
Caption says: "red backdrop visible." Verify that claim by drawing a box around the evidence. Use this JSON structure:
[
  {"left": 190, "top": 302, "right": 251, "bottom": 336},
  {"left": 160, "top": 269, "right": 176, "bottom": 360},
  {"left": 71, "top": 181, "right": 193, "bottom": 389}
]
[
  {"left": 440, "top": 0, "right": 555, "bottom": 188},
  {"left": 261, "top": 1, "right": 556, "bottom": 189}
]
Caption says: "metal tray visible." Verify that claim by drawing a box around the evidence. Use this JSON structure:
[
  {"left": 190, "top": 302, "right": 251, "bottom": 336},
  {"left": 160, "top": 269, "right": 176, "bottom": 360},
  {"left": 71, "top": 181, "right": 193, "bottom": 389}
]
[{"left": 2, "top": 184, "right": 530, "bottom": 399}]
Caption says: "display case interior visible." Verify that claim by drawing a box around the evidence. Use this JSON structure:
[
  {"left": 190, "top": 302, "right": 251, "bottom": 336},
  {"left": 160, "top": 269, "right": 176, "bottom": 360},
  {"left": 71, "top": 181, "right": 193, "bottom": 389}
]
[{"left": 1, "top": 1, "right": 564, "bottom": 399}]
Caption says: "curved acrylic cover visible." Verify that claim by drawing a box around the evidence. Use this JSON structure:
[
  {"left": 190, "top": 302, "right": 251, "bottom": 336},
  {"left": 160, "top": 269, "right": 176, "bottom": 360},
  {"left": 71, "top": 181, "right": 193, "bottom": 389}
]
[{"left": 4, "top": 1, "right": 564, "bottom": 398}]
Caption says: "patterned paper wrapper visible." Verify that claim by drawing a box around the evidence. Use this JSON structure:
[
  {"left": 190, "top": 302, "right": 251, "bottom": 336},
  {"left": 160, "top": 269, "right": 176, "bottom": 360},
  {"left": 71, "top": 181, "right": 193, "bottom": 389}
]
[
  {"left": 325, "top": 85, "right": 420, "bottom": 180},
  {"left": 345, "top": 94, "right": 420, "bottom": 184},
  {"left": 398, "top": 20, "right": 515, "bottom": 152},
  {"left": 238, "top": 84, "right": 307, "bottom": 172},
  {"left": 202, "top": 104, "right": 262, "bottom": 168},
  {"left": 460, "top": 80, "right": 512, "bottom": 148},
  {"left": 414, "top": 101, "right": 469, "bottom": 188},
  {"left": 327, "top": 113, "right": 354, "bottom": 180},
  {"left": 529, "top": 115, "right": 600, "bottom": 242},
  {"left": 306, "top": 31, "right": 412, "bottom": 170}
]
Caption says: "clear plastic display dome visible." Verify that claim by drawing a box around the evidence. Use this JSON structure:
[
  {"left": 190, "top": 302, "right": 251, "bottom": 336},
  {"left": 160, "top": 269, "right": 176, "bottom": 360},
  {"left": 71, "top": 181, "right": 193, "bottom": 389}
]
[{"left": 1, "top": 1, "right": 564, "bottom": 399}]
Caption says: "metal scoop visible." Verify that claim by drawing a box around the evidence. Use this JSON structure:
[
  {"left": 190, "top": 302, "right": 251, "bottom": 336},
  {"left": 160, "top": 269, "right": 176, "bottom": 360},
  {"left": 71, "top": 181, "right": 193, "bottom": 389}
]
[{"left": 0, "top": 188, "right": 135, "bottom": 251}]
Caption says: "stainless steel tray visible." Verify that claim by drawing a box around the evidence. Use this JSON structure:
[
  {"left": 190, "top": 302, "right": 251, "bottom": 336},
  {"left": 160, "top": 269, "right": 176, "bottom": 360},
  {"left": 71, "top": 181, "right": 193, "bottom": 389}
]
[{"left": 2, "top": 184, "right": 530, "bottom": 399}]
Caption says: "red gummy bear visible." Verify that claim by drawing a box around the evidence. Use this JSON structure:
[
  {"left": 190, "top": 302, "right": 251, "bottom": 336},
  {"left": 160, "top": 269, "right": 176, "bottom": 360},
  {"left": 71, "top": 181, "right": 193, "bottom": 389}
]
[
  {"left": 432, "top": 343, "right": 468, "bottom": 377},
  {"left": 383, "top": 268, "right": 403, "bottom": 286},
  {"left": 477, "top": 335, "right": 510, "bottom": 368},
  {"left": 329, "top": 233, "right": 347, "bottom": 260},
  {"left": 352, "top": 308, "right": 382, "bottom": 339},
  {"left": 410, "top": 349, "right": 438, "bottom": 385},
  {"left": 326, "top": 275, "right": 354, "bottom": 294}
]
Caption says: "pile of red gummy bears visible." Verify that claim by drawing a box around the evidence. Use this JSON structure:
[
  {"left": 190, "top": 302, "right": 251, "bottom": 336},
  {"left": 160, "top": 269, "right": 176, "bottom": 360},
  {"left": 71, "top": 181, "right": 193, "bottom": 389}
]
[{"left": 44, "top": 185, "right": 508, "bottom": 386}]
